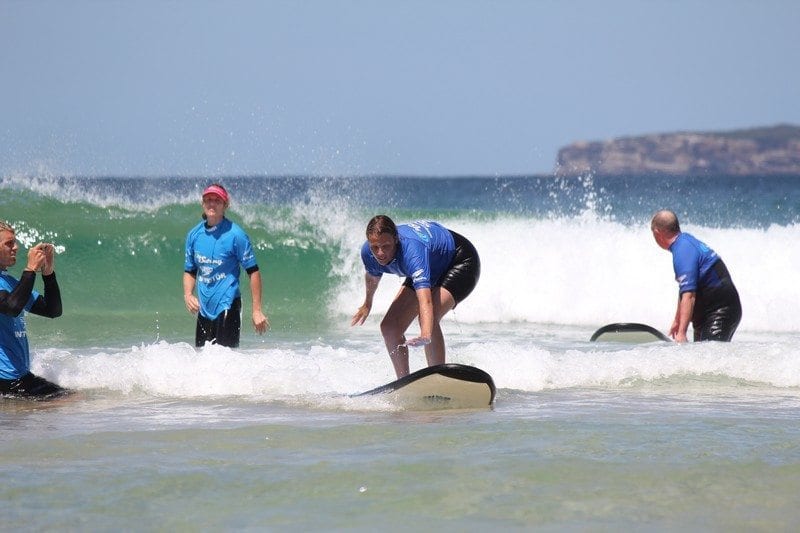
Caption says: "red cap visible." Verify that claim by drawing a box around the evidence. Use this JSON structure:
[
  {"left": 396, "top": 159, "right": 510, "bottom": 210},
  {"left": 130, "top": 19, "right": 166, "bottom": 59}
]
[{"left": 202, "top": 185, "right": 229, "bottom": 203}]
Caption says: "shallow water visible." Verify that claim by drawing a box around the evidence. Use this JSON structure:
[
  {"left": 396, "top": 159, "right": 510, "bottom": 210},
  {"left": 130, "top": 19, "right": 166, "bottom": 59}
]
[
  {"left": 2, "top": 174, "right": 800, "bottom": 528},
  {"left": 3, "top": 324, "right": 800, "bottom": 530}
]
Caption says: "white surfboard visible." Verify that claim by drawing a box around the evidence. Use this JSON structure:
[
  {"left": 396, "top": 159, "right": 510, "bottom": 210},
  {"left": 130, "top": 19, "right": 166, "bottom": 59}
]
[
  {"left": 355, "top": 364, "right": 496, "bottom": 409},
  {"left": 590, "top": 322, "right": 672, "bottom": 343}
]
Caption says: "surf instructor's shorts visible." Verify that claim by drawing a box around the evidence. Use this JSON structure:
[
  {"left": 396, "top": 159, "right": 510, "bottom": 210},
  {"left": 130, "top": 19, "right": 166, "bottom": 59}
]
[
  {"left": 196, "top": 297, "right": 242, "bottom": 348},
  {"left": 692, "top": 259, "right": 742, "bottom": 342},
  {"left": 403, "top": 231, "right": 481, "bottom": 306}
]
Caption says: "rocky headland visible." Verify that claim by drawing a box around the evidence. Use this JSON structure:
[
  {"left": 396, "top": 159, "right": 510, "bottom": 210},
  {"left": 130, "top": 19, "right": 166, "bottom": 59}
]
[{"left": 555, "top": 124, "right": 800, "bottom": 176}]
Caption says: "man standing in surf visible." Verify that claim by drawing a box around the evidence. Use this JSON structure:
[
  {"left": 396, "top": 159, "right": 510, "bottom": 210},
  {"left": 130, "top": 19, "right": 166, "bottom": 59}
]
[
  {"left": 351, "top": 215, "right": 480, "bottom": 378},
  {"left": 0, "top": 221, "right": 69, "bottom": 398},
  {"left": 651, "top": 209, "right": 742, "bottom": 342},
  {"left": 183, "top": 184, "right": 269, "bottom": 347}
]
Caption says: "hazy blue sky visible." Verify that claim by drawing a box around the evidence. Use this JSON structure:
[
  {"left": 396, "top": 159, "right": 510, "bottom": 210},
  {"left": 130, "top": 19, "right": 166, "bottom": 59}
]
[{"left": 2, "top": 0, "right": 798, "bottom": 177}]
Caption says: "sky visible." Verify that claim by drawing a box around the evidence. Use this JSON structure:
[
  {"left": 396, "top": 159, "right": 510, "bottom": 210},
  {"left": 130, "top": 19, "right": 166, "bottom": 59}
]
[{"left": 1, "top": 0, "right": 799, "bottom": 178}]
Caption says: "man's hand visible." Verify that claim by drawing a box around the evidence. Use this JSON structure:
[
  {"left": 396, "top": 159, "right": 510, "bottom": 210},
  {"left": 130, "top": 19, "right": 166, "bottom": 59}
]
[
  {"left": 403, "top": 336, "right": 431, "bottom": 348},
  {"left": 253, "top": 309, "right": 269, "bottom": 334},
  {"left": 351, "top": 304, "right": 371, "bottom": 326},
  {"left": 25, "top": 243, "right": 47, "bottom": 273},
  {"left": 42, "top": 243, "right": 55, "bottom": 275},
  {"left": 184, "top": 293, "right": 200, "bottom": 314}
]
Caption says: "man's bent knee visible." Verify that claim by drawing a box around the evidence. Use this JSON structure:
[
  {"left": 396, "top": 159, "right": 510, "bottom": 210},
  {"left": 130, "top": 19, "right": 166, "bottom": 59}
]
[{"left": 380, "top": 317, "right": 405, "bottom": 343}]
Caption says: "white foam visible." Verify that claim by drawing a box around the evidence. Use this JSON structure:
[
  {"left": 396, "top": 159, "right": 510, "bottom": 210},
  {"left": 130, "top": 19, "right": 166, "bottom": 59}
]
[
  {"left": 331, "top": 214, "right": 800, "bottom": 333},
  {"left": 30, "top": 326, "right": 800, "bottom": 404}
]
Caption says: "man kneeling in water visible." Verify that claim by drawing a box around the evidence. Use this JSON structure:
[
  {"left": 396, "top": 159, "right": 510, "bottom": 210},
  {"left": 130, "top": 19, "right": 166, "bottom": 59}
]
[{"left": 0, "top": 221, "right": 69, "bottom": 399}]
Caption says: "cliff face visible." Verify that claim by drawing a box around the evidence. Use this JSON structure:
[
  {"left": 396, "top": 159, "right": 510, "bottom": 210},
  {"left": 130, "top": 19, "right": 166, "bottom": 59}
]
[{"left": 555, "top": 124, "right": 800, "bottom": 176}]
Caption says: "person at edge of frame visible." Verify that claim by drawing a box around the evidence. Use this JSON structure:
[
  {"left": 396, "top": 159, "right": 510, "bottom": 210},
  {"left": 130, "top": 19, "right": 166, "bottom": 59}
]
[{"left": 0, "top": 220, "right": 70, "bottom": 399}]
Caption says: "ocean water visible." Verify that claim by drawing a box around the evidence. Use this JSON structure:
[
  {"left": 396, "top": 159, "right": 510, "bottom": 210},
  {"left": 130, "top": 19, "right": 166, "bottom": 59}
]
[{"left": 2, "top": 173, "right": 800, "bottom": 530}]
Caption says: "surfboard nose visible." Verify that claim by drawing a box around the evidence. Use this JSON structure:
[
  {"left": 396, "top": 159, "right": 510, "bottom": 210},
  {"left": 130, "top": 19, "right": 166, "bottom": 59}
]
[
  {"left": 354, "top": 363, "right": 496, "bottom": 409},
  {"left": 590, "top": 323, "right": 672, "bottom": 343}
]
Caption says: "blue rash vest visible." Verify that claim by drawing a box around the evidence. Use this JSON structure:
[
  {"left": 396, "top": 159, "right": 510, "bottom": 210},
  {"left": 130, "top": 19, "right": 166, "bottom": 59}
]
[
  {"left": 184, "top": 218, "right": 258, "bottom": 320},
  {"left": 669, "top": 232, "right": 722, "bottom": 294},
  {"left": 360, "top": 221, "right": 456, "bottom": 290},
  {"left": 0, "top": 272, "right": 38, "bottom": 380}
]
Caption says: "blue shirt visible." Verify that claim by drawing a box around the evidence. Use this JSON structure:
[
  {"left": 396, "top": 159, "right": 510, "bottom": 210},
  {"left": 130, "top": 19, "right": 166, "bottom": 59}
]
[
  {"left": 184, "top": 218, "right": 258, "bottom": 320},
  {"left": 360, "top": 221, "right": 456, "bottom": 290},
  {"left": 0, "top": 272, "right": 39, "bottom": 380},
  {"left": 669, "top": 232, "right": 722, "bottom": 294}
]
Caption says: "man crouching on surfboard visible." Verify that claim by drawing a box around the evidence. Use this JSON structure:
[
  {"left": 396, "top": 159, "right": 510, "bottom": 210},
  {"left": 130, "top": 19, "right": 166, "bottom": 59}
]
[{"left": 351, "top": 215, "right": 480, "bottom": 378}]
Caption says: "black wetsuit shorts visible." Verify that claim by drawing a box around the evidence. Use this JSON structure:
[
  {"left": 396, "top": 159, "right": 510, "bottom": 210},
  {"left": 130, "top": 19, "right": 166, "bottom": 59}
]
[
  {"left": 196, "top": 297, "right": 242, "bottom": 348},
  {"left": 403, "top": 231, "right": 481, "bottom": 306},
  {"left": 0, "top": 372, "right": 70, "bottom": 399},
  {"left": 692, "top": 259, "right": 742, "bottom": 342}
]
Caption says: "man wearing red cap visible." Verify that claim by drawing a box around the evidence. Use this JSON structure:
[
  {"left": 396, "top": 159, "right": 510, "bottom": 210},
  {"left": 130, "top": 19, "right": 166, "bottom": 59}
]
[{"left": 183, "top": 183, "right": 269, "bottom": 347}]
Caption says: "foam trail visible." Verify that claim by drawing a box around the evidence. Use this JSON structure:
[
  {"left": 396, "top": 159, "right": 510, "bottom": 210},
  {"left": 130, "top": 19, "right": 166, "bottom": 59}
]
[{"left": 332, "top": 215, "right": 800, "bottom": 333}]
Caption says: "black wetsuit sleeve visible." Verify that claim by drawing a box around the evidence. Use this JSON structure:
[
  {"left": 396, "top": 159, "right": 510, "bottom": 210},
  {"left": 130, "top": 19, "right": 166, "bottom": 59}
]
[
  {"left": 29, "top": 272, "right": 62, "bottom": 318},
  {"left": 0, "top": 270, "right": 37, "bottom": 317},
  {"left": 245, "top": 265, "right": 259, "bottom": 275}
]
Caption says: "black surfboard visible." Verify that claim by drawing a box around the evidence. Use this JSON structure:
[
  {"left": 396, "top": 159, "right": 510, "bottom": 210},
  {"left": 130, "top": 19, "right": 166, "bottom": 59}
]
[
  {"left": 355, "top": 363, "right": 496, "bottom": 409},
  {"left": 590, "top": 322, "right": 672, "bottom": 343}
]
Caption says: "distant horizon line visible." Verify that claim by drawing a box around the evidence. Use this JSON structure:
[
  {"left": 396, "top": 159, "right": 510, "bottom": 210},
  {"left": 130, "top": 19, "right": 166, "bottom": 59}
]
[{"left": 4, "top": 171, "right": 799, "bottom": 181}]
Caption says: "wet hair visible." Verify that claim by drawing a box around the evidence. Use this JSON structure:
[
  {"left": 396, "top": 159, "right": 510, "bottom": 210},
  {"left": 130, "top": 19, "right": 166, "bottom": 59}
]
[
  {"left": 366, "top": 215, "right": 397, "bottom": 239},
  {"left": 0, "top": 221, "right": 14, "bottom": 233},
  {"left": 651, "top": 209, "right": 681, "bottom": 234}
]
